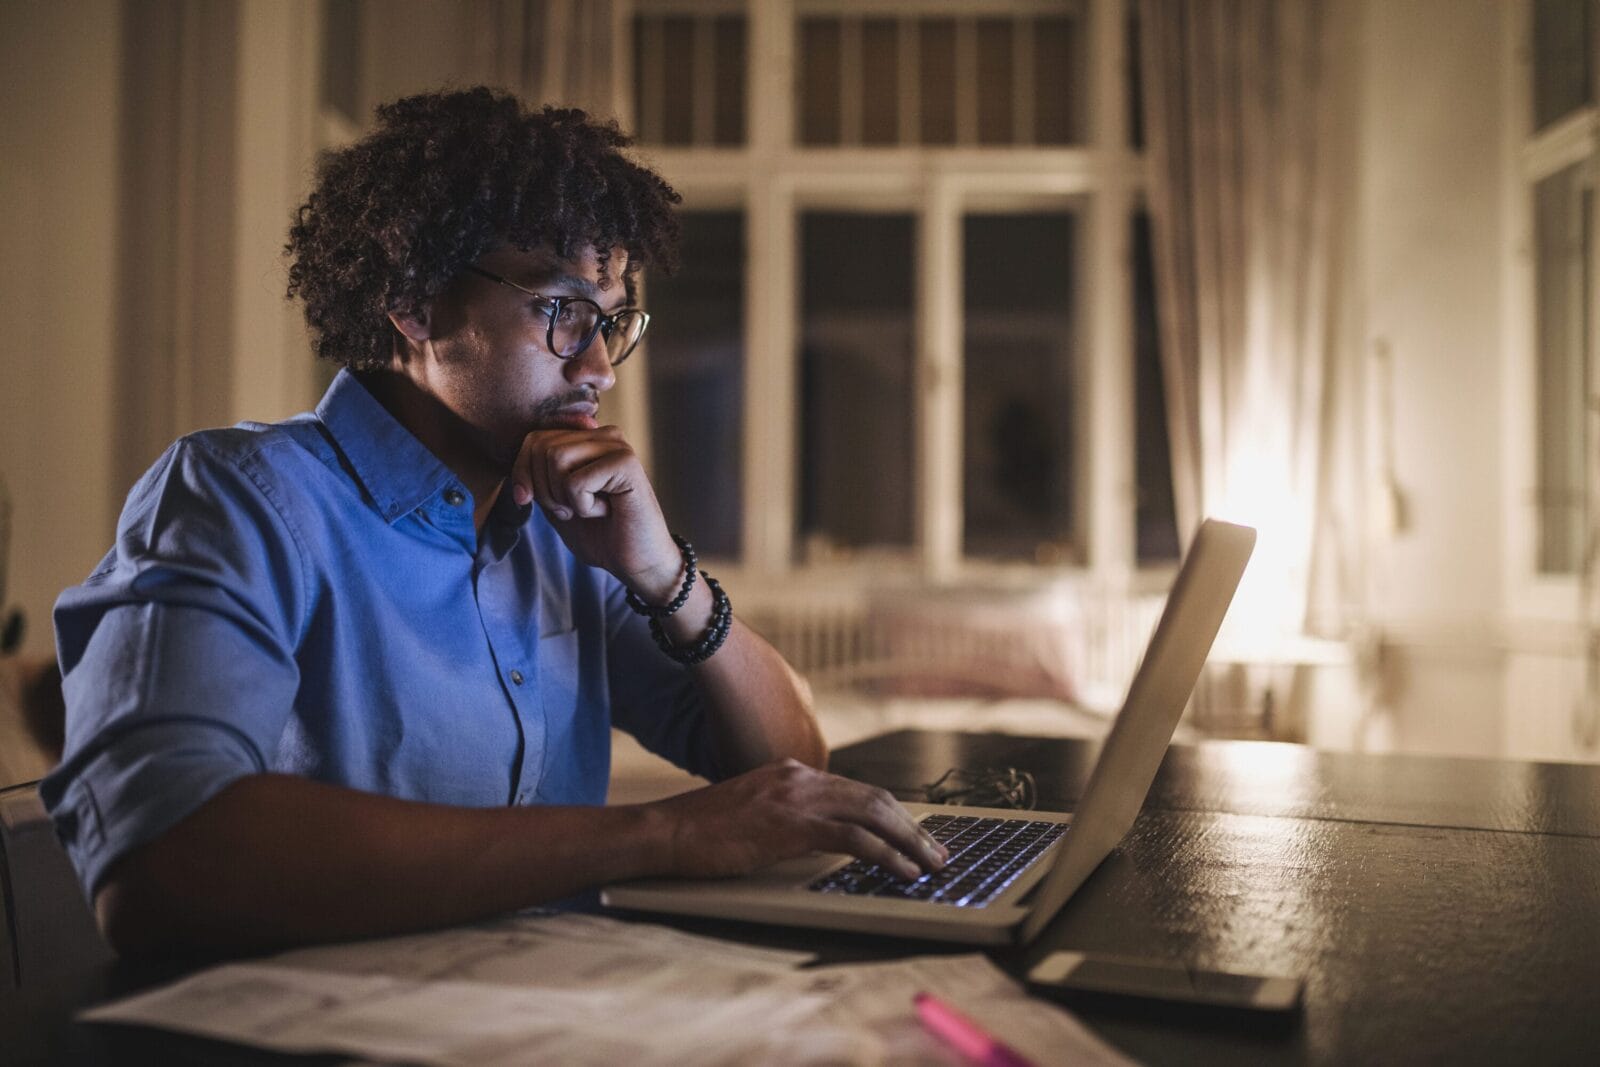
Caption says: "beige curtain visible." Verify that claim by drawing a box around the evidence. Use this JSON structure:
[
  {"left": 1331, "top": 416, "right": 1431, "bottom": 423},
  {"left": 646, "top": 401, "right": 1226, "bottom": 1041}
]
[
  {"left": 1138, "top": 0, "right": 1337, "bottom": 635},
  {"left": 474, "top": 0, "right": 620, "bottom": 119}
]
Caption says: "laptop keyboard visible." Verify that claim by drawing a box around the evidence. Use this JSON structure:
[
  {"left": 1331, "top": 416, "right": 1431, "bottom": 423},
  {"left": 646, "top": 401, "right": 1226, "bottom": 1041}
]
[{"left": 807, "top": 813, "right": 1068, "bottom": 909}]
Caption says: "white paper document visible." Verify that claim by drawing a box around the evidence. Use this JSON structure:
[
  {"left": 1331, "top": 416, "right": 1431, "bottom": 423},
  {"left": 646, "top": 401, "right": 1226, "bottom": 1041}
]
[
  {"left": 82, "top": 912, "right": 1136, "bottom": 1066},
  {"left": 782, "top": 953, "right": 1136, "bottom": 1066}
]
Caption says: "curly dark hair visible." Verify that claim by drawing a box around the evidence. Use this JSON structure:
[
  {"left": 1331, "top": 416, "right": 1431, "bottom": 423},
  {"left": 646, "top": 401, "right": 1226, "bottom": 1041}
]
[{"left": 286, "top": 87, "right": 681, "bottom": 369}]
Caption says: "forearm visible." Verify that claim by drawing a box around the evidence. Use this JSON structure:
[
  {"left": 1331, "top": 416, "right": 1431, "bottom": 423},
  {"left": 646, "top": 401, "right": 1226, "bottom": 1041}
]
[
  {"left": 96, "top": 773, "right": 670, "bottom": 956},
  {"left": 652, "top": 577, "right": 825, "bottom": 774},
  {"left": 693, "top": 618, "right": 826, "bottom": 774},
  {"left": 516, "top": 427, "right": 822, "bottom": 773}
]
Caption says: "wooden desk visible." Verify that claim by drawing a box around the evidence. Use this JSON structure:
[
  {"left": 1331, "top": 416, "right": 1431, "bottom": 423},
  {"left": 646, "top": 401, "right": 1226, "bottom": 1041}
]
[
  {"left": 834, "top": 731, "right": 1600, "bottom": 1064},
  {"left": 5, "top": 732, "right": 1600, "bottom": 1065}
]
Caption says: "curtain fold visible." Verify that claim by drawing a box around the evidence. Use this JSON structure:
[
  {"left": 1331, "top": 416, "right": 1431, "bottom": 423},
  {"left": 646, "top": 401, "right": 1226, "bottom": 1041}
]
[
  {"left": 1139, "top": 0, "right": 1336, "bottom": 636},
  {"left": 465, "top": 1, "right": 619, "bottom": 118},
  {"left": 524, "top": 0, "right": 619, "bottom": 118}
]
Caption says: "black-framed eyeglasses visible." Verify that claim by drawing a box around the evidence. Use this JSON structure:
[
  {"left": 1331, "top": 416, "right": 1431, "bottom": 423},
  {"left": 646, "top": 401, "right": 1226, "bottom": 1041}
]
[{"left": 465, "top": 265, "right": 651, "bottom": 366}]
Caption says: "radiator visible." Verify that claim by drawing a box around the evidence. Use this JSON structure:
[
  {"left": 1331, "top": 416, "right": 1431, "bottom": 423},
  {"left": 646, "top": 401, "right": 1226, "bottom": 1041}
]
[{"left": 742, "top": 582, "right": 1167, "bottom": 713}]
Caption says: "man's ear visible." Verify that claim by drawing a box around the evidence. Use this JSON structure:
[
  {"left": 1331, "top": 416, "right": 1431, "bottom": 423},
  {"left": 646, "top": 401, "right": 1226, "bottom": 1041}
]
[{"left": 387, "top": 303, "right": 433, "bottom": 344}]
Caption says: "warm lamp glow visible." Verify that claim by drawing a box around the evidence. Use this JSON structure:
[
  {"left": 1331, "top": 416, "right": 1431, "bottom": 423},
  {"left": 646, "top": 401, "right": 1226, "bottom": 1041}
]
[{"left": 1210, "top": 449, "right": 1314, "bottom": 661}]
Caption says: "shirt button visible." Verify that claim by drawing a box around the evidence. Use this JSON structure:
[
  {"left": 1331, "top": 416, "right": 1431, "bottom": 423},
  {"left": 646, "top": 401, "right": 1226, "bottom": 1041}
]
[
  {"left": 444, "top": 488, "right": 466, "bottom": 507},
  {"left": 510, "top": 669, "right": 525, "bottom": 686}
]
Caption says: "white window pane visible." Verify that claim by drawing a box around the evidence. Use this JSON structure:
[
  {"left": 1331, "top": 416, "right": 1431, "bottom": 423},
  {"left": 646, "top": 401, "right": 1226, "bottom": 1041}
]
[
  {"left": 634, "top": 13, "right": 746, "bottom": 147},
  {"left": 798, "top": 18, "right": 842, "bottom": 145},
  {"left": 962, "top": 212, "right": 1077, "bottom": 561},
  {"left": 861, "top": 18, "right": 900, "bottom": 146},
  {"left": 976, "top": 18, "right": 1014, "bottom": 145},
  {"left": 659, "top": 16, "right": 697, "bottom": 145},
  {"left": 645, "top": 211, "right": 745, "bottom": 559},
  {"left": 712, "top": 16, "right": 746, "bottom": 146},
  {"left": 1033, "top": 14, "right": 1085, "bottom": 145},
  {"left": 1533, "top": 0, "right": 1594, "bottom": 132},
  {"left": 1133, "top": 212, "right": 1179, "bottom": 562},
  {"left": 919, "top": 18, "right": 958, "bottom": 145},
  {"left": 321, "top": 0, "right": 362, "bottom": 122},
  {"left": 1535, "top": 163, "right": 1592, "bottom": 574},
  {"left": 799, "top": 212, "right": 916, "bottom": 552}
]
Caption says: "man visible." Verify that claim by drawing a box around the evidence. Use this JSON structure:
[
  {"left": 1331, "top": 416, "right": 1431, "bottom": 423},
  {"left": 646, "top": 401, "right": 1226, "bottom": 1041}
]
[{"left": 43, "top": 88, "right": 945, "bottom": 956}]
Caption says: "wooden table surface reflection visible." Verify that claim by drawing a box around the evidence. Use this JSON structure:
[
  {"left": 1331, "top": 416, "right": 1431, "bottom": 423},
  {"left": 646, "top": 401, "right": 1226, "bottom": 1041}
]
[
  {"left": 831, "top": 730, "right": 1600, "bottom": 1065},
  {"left": 5, "top": 730, "right": 1599, "bottom": 1065}
]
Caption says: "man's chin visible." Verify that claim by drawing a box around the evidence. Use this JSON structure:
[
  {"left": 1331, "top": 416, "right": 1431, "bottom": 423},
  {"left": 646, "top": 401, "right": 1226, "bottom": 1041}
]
[{"left": 534, "top": 414, "right": 600, "bottom": 432}]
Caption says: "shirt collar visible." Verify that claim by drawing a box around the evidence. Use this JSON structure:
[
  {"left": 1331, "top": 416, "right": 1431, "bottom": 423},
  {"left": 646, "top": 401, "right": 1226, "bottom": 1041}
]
[{"left": 316, "top": 369, "right": 462, "bottom": 524}]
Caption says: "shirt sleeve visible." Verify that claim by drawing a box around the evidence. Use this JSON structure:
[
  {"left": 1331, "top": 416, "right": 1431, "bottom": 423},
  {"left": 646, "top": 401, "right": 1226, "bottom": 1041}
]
[
  {"left": 40, "top": 436, "right": 307, "bottom": 898},
  {"left": 601, "top": 576, "right": 725, "bottom": 783}
]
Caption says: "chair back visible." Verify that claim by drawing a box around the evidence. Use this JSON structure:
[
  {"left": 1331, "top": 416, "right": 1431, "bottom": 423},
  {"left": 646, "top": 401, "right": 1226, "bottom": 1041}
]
[{"left": 0, "top": 783, "right": 112, "bottom": 995}]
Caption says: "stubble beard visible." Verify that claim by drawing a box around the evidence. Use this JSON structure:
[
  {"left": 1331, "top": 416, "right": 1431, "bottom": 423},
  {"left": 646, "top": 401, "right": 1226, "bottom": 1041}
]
[{"left": 529, "top": 386, "right": 600, "bottom": 429}]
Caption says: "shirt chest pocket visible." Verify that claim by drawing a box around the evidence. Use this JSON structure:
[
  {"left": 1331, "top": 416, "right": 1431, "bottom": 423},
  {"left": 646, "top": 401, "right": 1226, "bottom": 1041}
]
[{"left": 529, "top": 626, "right": 609, "bottom": 805}]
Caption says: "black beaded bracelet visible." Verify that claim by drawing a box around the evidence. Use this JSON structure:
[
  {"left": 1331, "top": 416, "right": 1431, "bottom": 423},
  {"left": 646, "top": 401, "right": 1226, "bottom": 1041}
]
[
  {"left": 648, "top": 574, "right": 733, "bottom": 666},
  {"left": 625, "top": 534, "right": 698, "bottom": 619}
]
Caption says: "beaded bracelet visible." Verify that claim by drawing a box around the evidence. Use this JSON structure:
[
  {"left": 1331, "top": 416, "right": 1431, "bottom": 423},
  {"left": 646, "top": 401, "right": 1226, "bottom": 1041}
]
[
  {"left": 624, "top": 534, "right": 698, "bottom": 619},
  {"left": 647, "top": 574, "right": 733, "bottom": 666}
]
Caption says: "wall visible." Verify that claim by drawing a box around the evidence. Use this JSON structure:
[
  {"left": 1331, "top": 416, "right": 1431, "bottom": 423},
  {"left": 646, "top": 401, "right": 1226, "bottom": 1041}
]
[
  {"left": 0, "top": 0, "right": 1566, "bottom": 763},
  {"left": 1, "top": 1, "right": 322, "bottom": 662},
  {"left": 1349, "top": 0, "right": 1510, "bottom": 757},
  {"left": 0, "top": 1, "right": 123, "bottom": 658}
]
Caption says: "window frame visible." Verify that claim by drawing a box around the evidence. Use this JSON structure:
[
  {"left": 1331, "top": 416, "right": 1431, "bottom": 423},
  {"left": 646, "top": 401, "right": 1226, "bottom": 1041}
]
[
  {"left": 625, "top": 0, "right": 1160, "bottom": 588},
  {"left": 1506, "top": 0, "right": 1600, "bottom": 623}
]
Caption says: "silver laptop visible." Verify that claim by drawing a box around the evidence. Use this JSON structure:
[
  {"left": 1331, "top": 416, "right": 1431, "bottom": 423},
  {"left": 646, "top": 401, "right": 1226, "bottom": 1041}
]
[{"left": 603, "top": 518, "right": 1256, "bottom": 946}]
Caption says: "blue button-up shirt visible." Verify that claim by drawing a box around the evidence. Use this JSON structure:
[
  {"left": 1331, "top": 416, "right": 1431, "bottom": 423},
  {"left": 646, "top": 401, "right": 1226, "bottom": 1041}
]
[{"left": 42, "top": 370, "right": 719, "bottom": 897}]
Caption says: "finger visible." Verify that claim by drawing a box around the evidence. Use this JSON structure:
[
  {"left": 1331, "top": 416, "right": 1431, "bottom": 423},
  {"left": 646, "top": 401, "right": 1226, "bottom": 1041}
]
[
  {"left": 526, "top": 437, "right": 568, "bottom": 521},
  {"left": 510, "top": 435, "right": 539, "bottom": 508},
  {"left": 828, "top": 784, "right": 946, "bottom": 871},
  {"left": 540, "top": 439, "right": 629, "bottom": 518},
  {"left": 829, "top": 824, "right": 924, "bottom": 881},
  {"left": 518, "top": 429, "right": 606, "bottom": 519},
  {"left": 770, "top": 762, "right": 945, "bottom": 869},
  {"left": 560, "top": 452, "right": 639, "bottom": 519},
  {"left": 531, "top": 432, "right": 615, "bottom": 522},
  {"left": 517, "top": 431, "right": 573, "bottom": 519}
]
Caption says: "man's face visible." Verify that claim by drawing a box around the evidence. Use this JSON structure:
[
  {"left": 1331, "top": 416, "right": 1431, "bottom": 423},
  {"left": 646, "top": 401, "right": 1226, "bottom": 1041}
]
[{"left": 401, "top": 244, "right": 627, "bottom": 466}]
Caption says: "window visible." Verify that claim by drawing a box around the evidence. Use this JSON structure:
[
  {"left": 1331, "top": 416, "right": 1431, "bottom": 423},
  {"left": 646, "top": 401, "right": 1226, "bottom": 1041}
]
[
  {"left": 1523, "top": 0, "right": 1599, "bottom": 581},
  {"left": 798, "top": 212, "right": 917, "bottom": 554},
  {"left": 635, "top": 0, "right": 1173, "bottom": 577},
  {"left": 1533, "top": 0, "right": 1594, "bottom": 132},
  {"left": 1133, "top": 210, "right": 1179, "bottom": 563},
  {"left": 643, "top": 211, "right": 746, "bottom": 558},
  {"left": 961, "top": 210, "right": 1079, "bottom": 562},
  {"left": 632, "top": 8, "right": 747, "bottom": 146},
  {"left": 791, "top": 11, "right": 1087, "bottom": 147},
  {"left": 1535, "top": 163, "right": 1592, "bottom": 574}
]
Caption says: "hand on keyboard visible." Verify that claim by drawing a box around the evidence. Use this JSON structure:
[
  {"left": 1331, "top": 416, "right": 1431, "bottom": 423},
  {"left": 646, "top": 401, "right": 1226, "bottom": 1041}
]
[
  {"left": 810, "top": 815, "right": 1067, "bottom": 908},
  {"left": 644, "top": 758, "right": 949, "bottom": 881}
]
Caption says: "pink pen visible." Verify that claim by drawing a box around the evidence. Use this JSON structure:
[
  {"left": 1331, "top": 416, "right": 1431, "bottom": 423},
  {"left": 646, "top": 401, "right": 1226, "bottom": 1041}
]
[{"left": 913, "top": 991, "right": 1039, "bottom": 1067}]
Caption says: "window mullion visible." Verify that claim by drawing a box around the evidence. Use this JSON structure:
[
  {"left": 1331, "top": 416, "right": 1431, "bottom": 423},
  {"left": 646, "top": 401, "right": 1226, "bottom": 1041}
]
[
  {"left": 749, "top": 0, "right": 793, "bottom": 155},
  {"left": 1583, "top": 154, "right": 1600, "bottom": 608},
  {"left": 744, "top": 0, "right": 796, "bottom": 574},
  {"left": 919, "top": 180, "right": 963, "bottom": 580},
  {"left": 1086, "top": 0, "right": 1133, "bottom": 573},
  {"left": 743, "top": 182, "right": 798, "bottom": 576}
]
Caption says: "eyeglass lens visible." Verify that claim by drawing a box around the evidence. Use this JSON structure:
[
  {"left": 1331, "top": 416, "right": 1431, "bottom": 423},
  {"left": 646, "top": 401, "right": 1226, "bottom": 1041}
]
[{"left": 549, "top": 301, "right": 647, "bottom": 365}]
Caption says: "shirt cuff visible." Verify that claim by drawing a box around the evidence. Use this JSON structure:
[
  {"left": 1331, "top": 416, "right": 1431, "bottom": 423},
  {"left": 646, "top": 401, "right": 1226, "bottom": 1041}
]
[{"left": 43, "top": 718, "right": 263, "bottom": 899}]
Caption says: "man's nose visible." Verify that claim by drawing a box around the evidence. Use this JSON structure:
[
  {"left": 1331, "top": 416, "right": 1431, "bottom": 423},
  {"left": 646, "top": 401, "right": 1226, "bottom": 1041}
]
[{"left": 565, "top": 331, "right": 616, "bottom": 392}]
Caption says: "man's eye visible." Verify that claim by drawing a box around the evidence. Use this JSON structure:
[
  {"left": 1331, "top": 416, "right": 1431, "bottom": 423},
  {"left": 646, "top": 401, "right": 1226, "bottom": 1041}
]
[{"left": 554, "top": 304, "right": 584, "bottom": 326}]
